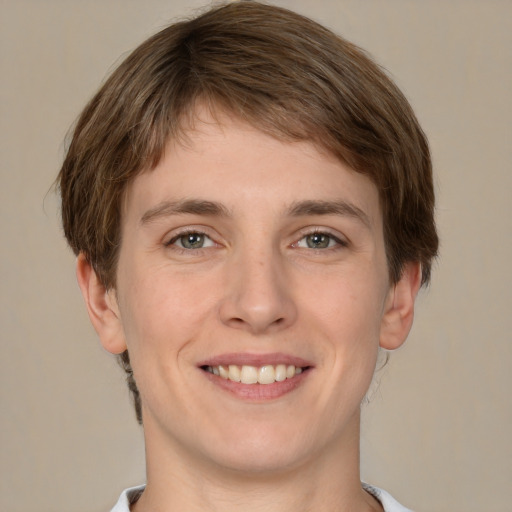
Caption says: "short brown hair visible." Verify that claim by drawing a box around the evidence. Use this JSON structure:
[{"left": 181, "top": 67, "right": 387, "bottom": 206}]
[{"left": 58, "top": 0, "right": 438, "bottom": 423}]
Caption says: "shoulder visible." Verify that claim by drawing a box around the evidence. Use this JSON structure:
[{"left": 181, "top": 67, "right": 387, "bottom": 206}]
[
  {"left": 110, "top": 485, "right": 145, "bottom": 512},
  {"left": 362, "top": 483, "right": 414, "bottom": 512}
]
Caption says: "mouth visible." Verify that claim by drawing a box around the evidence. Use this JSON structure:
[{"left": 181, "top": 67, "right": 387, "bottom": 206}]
[
  {"left": 197, "top": 353, "right": 313, "bottom": 400},
  {"left": 200, "top": 363, "right": 310, "bottom": 385}
]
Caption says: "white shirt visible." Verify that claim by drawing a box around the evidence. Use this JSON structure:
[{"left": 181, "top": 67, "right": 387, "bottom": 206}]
[{"left": 110, "top": 484, "right": 413, "bottom": 511}]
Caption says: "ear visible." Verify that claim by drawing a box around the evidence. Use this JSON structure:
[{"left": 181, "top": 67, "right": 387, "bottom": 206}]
[
  {"left": 76, "top": 253, "right": 127, "bottom": 354},
  {"left": 380, "top": 262, "right": 422, "bottom": 350}
]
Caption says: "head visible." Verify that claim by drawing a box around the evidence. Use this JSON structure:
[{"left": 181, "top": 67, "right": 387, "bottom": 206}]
[{"left": 58, "top": 0, "right": 438, "bottom": 424}]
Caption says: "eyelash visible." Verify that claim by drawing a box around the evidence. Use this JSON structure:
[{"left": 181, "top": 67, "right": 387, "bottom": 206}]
[
  {"left": 294, "top": 229, "right": 348, "bottom": 251},
  {"left": 165, "top": 229, "right": 215, "bottom": 251},
  {"left": 165, "top": 228, "right": 348, "bottom": 253}
]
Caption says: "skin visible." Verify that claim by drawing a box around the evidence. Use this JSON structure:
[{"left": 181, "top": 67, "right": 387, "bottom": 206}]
[{"left": 77, "top": 108, "right": 421, "bottom": 512}]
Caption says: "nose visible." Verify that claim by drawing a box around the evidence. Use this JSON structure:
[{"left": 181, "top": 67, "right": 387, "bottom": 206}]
[{"left": 219, "top": 246, "right": 297, "bottom": 335}]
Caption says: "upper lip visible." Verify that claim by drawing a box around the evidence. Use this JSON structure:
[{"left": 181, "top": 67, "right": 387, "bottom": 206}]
[{"left": 197, "top": 352, "right": 313, "bottom": 368}]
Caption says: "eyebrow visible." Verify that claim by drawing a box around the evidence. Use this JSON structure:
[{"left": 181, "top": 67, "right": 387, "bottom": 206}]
[
  {"left": 140, "top": 198, "right": 371, "bottom": 228},
  {"left": 287, "top": 199, "right": 372, "bottom": 228},
  {"left": 140, "top": 199, "right": 231, "bottom": 224}
]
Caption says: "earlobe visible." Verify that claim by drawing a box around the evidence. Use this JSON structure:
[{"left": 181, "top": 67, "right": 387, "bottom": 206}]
[
  {"left": 379, "top": 262, "right": 422, "bottom": 350},
  {"left": 76, "top": 253, "right": 127, "bottom": 354}
]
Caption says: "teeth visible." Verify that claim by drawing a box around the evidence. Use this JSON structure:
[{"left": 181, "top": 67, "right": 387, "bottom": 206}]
[
  {"left": 258, "top": 365, "right": 275, "bottom": 384},
  {"left": 240, "top": 365, "right": 258, "bottom": 384},
  {"left": 275, "top": 364, "right": 287, "bottom": 382},
  {"left": 218, "top": 365, "right": 229, "bottom": 379},
  {"left": 205, "top": 364, "right": 305, "bottom": 384},
  {"left": 228, "top": 365, "right": 241, "bottom": 382}
]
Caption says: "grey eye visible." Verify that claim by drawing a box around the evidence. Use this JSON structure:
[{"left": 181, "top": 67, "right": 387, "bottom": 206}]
[
  {"left": 168, "top": 231, "right": 216, "bottom": 250},
  {"left": 178, "top": 233, "right": 206, "bottom": 249},
  {"left": 305, "top": 233, "right": 332, "bottom": 249}
]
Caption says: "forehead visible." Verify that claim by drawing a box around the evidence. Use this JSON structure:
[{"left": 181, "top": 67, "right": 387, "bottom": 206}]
[{"left": 122, "top": 109, "right": 382, "bottom": 229}]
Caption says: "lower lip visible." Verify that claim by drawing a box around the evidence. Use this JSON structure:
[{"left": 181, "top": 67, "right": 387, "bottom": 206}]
[{"left": 201, "top": 369, "right": 310, "bottom": 401}]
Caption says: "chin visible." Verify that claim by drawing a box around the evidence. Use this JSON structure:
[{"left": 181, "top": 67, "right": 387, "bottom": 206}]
[
  {"left": 199, "top": 422, "right": 316, "bottom": 475},
  {"left": 211, "top": 445, "right": 306, "bottom": 476}
]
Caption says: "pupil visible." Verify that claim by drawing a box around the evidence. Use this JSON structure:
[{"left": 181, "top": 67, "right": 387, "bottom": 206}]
[
  {"left": 307, "top": 233, "right": 329, "bottom": 249},
  {"left": 183, "top": 233, "right": 204, "bottom": 249}
]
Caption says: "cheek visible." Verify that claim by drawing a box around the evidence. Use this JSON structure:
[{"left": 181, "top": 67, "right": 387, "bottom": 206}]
[
  {"left": 115, "top": 271, "right": 219, "bottom": 403},
  {"left": 307, "top": 268, "right": 386, "bottom": 336},
  {"left": 305, "top": 268, "right": 386, "bottom": 384},
  {"left": 118, "top": 267, "right": 222, "bottom": 354}
]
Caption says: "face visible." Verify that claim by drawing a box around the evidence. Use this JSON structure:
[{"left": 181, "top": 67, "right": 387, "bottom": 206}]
[{"left": 85, "top": 110, "right": 417, "bottom": 476}]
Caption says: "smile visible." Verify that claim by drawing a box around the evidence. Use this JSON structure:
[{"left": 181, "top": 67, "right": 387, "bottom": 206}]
[{"left": 202, "top": 364, "right": 305, "bottom": 385}]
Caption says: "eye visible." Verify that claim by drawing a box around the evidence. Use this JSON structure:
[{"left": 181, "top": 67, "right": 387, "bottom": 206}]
[
  {"left": 169, "top": 231, "right": 215, "bottom": 250},
  {"left": 296, "top": 232, "right": 343, "bottom": 249}
]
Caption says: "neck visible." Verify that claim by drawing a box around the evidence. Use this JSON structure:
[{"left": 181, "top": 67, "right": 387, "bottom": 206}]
[{"left": 132, "top": 410, "right": 382, "bottom": 512}]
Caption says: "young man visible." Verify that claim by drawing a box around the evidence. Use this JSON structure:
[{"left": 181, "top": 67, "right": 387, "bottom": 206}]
[{"left": 58, "top": 2, "right": 438, "bottom": 511}]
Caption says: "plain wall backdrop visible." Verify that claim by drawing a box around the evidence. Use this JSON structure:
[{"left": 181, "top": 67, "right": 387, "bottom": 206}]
[{"left": 1, "top": 1, "right": 511, "bottom": 511}]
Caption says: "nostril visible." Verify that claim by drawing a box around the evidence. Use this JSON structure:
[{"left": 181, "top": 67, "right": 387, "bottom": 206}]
[{"left": 219, "top": 287, "right": 297, "bottom": 333}]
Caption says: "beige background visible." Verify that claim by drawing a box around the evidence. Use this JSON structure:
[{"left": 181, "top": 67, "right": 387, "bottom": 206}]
[{"left": 1, "top": 1, "right": 511, "bottom": 511}]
